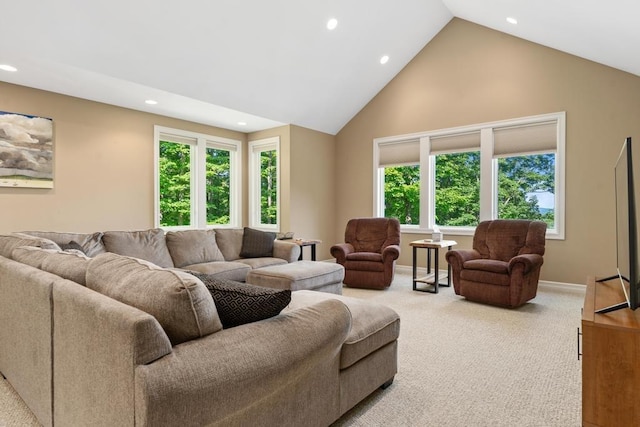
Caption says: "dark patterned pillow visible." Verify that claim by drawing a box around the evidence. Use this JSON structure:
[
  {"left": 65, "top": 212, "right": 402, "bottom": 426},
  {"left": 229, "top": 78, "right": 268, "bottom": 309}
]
[
  {"left": 59, "top": 240, "right": 86, "bottom": 254},
  {"left": 191, "top": 272, "right": 291, "bottom": 328},
  {"left": 239, "top": 227, "right": 276, "bottom": 258}
]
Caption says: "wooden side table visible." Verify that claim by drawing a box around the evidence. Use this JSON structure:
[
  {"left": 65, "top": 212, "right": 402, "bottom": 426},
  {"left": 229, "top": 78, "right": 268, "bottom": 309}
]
[
  {"left": 409, "top": 239, "right": 457, "bottom": 293},
  {"left": 294, "top": 239, "right": 321, "bottom": 261}
]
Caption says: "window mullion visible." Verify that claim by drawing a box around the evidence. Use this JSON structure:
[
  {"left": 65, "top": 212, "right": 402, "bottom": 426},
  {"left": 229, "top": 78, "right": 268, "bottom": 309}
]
[
  {"left": 480, "top": 128, "right": 495, "bottom": 222},
  {"left": 420, "top": 136, "right": 433, "bottom": 230},
  {"left": 194, "top": 138, "right": 206, "bottom": 228}
]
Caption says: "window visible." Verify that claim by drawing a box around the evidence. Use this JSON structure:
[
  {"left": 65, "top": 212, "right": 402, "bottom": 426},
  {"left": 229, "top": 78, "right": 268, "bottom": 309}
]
[
  {"left": 373, "top": 112, "right": 565, "bottom": 239},
  {"left": 430, "top": 132, "right": 481, "bottom": 228},
  {"left": 248, "top": 137, "right": 280, "bottom": 230},
  {"left": 158, "top": 139, "right": 193, "bottom": 227},
  {"left": 155, "top": 126, "right": 241, "bottom": 229}
]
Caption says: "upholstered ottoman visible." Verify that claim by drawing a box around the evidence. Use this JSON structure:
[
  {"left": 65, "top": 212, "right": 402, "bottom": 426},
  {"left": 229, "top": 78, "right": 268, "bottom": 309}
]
[{"left": 246, "top": 260, "right": 344, "bottom": 294}]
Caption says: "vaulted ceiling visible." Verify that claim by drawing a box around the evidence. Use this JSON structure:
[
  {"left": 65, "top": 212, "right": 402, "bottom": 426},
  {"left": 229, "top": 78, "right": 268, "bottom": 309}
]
[{"left": 1, "top": 1, "right": 638, "bottom": 135}]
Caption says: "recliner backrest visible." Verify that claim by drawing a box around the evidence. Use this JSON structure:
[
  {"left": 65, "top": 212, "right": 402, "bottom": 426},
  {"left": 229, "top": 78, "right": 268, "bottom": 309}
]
[
  {"left": 344, "top": 218, "right": 400, "bottom": 253},
  {"left": 473, "top": 220, "right": 546, "bottom": 262}
]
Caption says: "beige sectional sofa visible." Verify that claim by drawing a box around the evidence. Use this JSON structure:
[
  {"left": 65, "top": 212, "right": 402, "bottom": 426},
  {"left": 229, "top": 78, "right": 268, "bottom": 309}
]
[{"left": 0, "top": 230, "right": 400, "bottom": 426}]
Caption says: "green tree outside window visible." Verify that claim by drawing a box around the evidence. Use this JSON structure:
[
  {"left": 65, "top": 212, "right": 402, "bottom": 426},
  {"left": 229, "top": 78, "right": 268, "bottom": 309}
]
[
  {"left": 206, "top": 148, "right": 231, "bottom": 225},
  {"left": 260, "top": 149, "right": 278, "bottom": 224},
  {"left": 435, "top": 152, "right": 481, "bottom": 227},
  {"left": 498, "top": 153, "right": 555, "bottom": 227},
  {"left": 384, "top": 165, "right": 420, "bottom": 224},
  {"left": 159, "top": 141, "right": 191, "bottom": 227}
]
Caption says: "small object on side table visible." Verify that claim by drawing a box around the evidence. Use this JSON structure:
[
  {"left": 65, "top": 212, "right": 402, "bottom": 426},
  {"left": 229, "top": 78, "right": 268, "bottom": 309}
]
[
  {"left": 409, "top": 239, "right": 457, "bottom": 293},
  {"left": 294, "top": 238, "right": 322, "bottom": 261}
]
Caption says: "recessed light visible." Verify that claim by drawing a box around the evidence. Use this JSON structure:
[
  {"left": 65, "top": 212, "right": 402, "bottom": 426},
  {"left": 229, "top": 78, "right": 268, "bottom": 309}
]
[
  {"left": 145, "top": 99, "right": 158, "bottom": 105},
  {"left": 0, "top": 64, "right": 18, "bottom": 72},
  {"left": 380, "top": 55, "right": 389, "bottom": 65},
  {"left": 506, "top": 17, "right": 518, "bottom": 25},
  {"left": 237, "top": 121, "right": 247, "bottom": 126},
  {"left": 327, "top": 18, "right": 338, "bottom": 30}
]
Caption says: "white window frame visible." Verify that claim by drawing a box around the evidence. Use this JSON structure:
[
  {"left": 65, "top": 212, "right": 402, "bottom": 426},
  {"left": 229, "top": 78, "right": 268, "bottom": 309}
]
[
  {"left": 373, "top": 112, "right": 566, "bottom": 239},
  {"left": 154, "top": 125, "right": 242, "bottom": 230},
  {"left": 248, "top": 137, "right": 280, "bottom": 231}
]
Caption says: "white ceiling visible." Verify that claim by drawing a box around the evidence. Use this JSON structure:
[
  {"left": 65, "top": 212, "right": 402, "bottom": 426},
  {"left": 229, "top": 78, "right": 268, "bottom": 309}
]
[{"left": 0, "top": 1, "right": 639, "bottom": 135}]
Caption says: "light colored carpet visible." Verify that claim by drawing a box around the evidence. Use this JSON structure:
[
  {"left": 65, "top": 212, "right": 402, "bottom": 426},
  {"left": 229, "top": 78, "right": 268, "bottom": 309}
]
[
  {"left": 333, "top": 274, "right": 584, "bottom": 427},
  {"left": 0, "top": 274, "right": 584, "bottom": 427}
]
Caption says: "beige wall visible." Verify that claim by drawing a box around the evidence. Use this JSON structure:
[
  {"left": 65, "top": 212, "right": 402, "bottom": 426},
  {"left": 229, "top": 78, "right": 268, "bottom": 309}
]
[
  {"left": 0, "top": 82, "right": 246, "bottom": 233},
  {"left": 335, "top": 18, "right": 640, "bottom": 284},
  {"left": 289, "top": 125, "right": 336, "bottom": 261}
]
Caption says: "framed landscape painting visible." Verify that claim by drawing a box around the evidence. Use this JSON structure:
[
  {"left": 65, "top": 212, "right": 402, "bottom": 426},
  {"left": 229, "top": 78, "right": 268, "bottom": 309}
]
[{"left": 0, "top": 110, "right": 53, "bottom": 188}]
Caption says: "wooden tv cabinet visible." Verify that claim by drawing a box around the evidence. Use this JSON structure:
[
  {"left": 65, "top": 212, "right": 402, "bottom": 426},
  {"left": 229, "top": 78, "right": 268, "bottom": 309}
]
[{"left": 582, "top": 276, "right": 640, "bottom": 427}]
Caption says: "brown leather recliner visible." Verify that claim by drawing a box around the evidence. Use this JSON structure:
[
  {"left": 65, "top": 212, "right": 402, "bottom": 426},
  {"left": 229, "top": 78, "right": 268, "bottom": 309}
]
[
  {"left": 331, "top": 217, "right": 401, "bottom": 289},
  {"left": 445, "top": 219, "right": 547, "bottom": 307}
]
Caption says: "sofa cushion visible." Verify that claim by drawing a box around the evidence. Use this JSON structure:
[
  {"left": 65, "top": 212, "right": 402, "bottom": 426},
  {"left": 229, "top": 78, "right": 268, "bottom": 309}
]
[
  {"left": 191, "top": 272, "right": 291, "bottom": 328},
  {"left": 12, "top": 246, "right": 91, "bottom": 286},
  {"left": 182, "top": 261, "right": 251, "bottom": 282},
  {"left": 240, "top": 227, "right": 276, "bottom": 258},
  {"left": 285, "top": 290, "right": 400, "bottom": 369},
  {"left": 19, "top": 231, "right": 105, "bottom": 257},
  {"left": 236, "top": 257, "right": 288, "bottom": 269},
  {"left": 165, "top": 229, "right": 224, "bottom": 268},
  {"left": 0, "top": 234, "right": 60, "bottom": 258},
  {"left": 102, "top": 228, "right": 174, "bottom": 268},
  {"left": 86, "top": 253, "right": 222, "bottom": 345},
  {"left": 212, "top": 228, "right": 244, "bottom": 261},
  {"left": 463, "top": 259, "right": 509, "bottom": 274}
]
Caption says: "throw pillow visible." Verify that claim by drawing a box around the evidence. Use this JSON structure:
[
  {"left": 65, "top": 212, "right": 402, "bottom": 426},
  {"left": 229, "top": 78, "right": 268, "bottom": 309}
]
[
  {"left": 59, "top": 240, "right": 86, "bottom": 254},
  {"left": 19, "top": 231, "right": 105, "bottom": 257},
  {"left": 191, "top": 272, "right": 291, "bottom": 328},
  {"left": 239, "top": 227, "right": 276, "bottom": 258}
]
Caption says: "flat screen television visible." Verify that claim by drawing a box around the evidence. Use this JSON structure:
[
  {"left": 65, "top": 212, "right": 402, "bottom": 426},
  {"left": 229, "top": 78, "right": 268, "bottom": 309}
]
[{"left": 596, "top": 137, "right": 640, "bottom": 313}]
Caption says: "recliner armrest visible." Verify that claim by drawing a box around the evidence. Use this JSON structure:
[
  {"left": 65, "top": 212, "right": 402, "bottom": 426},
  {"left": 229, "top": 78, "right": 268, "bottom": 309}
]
[
  {"left": 330, "top": 243, "right": 354, "bottom": 264},
  {"left": 508, "top": 253, "right": 544, "bottom": 275},
  {"left": 445, "top": 249, "right": 481, "bottom": 269},
  {"left": 381, "top": 244, "right": 400, "bottom": 263}
]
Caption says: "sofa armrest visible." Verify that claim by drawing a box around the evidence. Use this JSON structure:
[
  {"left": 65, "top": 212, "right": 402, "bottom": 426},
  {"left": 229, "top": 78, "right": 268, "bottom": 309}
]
[
  {"left": 273, "top": 239, "right": 301, "bottom": 263},
  {"left": 52, "top": 280, "right": 172, "bottom": 426},
  {"left": 135, "top": 299, "right": 352, "bottom": 426},
  {"left": 382, "top": 244, "right": 400, "bottom": 263},
  {"left": 508, "top": 253, "right": 544, "bottom": 275},
  {"left": 330, "top": 243, "right": 354, "bottom": 265}
]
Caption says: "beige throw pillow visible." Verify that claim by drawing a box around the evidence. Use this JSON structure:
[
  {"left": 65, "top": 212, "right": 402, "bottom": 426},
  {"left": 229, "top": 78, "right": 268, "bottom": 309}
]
[{"left": 86, "top": 253, "right": 223, "bottom": 345}]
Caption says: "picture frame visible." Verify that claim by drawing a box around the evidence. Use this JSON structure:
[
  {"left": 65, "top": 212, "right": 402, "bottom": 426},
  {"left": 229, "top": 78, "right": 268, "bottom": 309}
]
[{"left": 0, "top": 110, "right": 53, "bottom": 188}]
